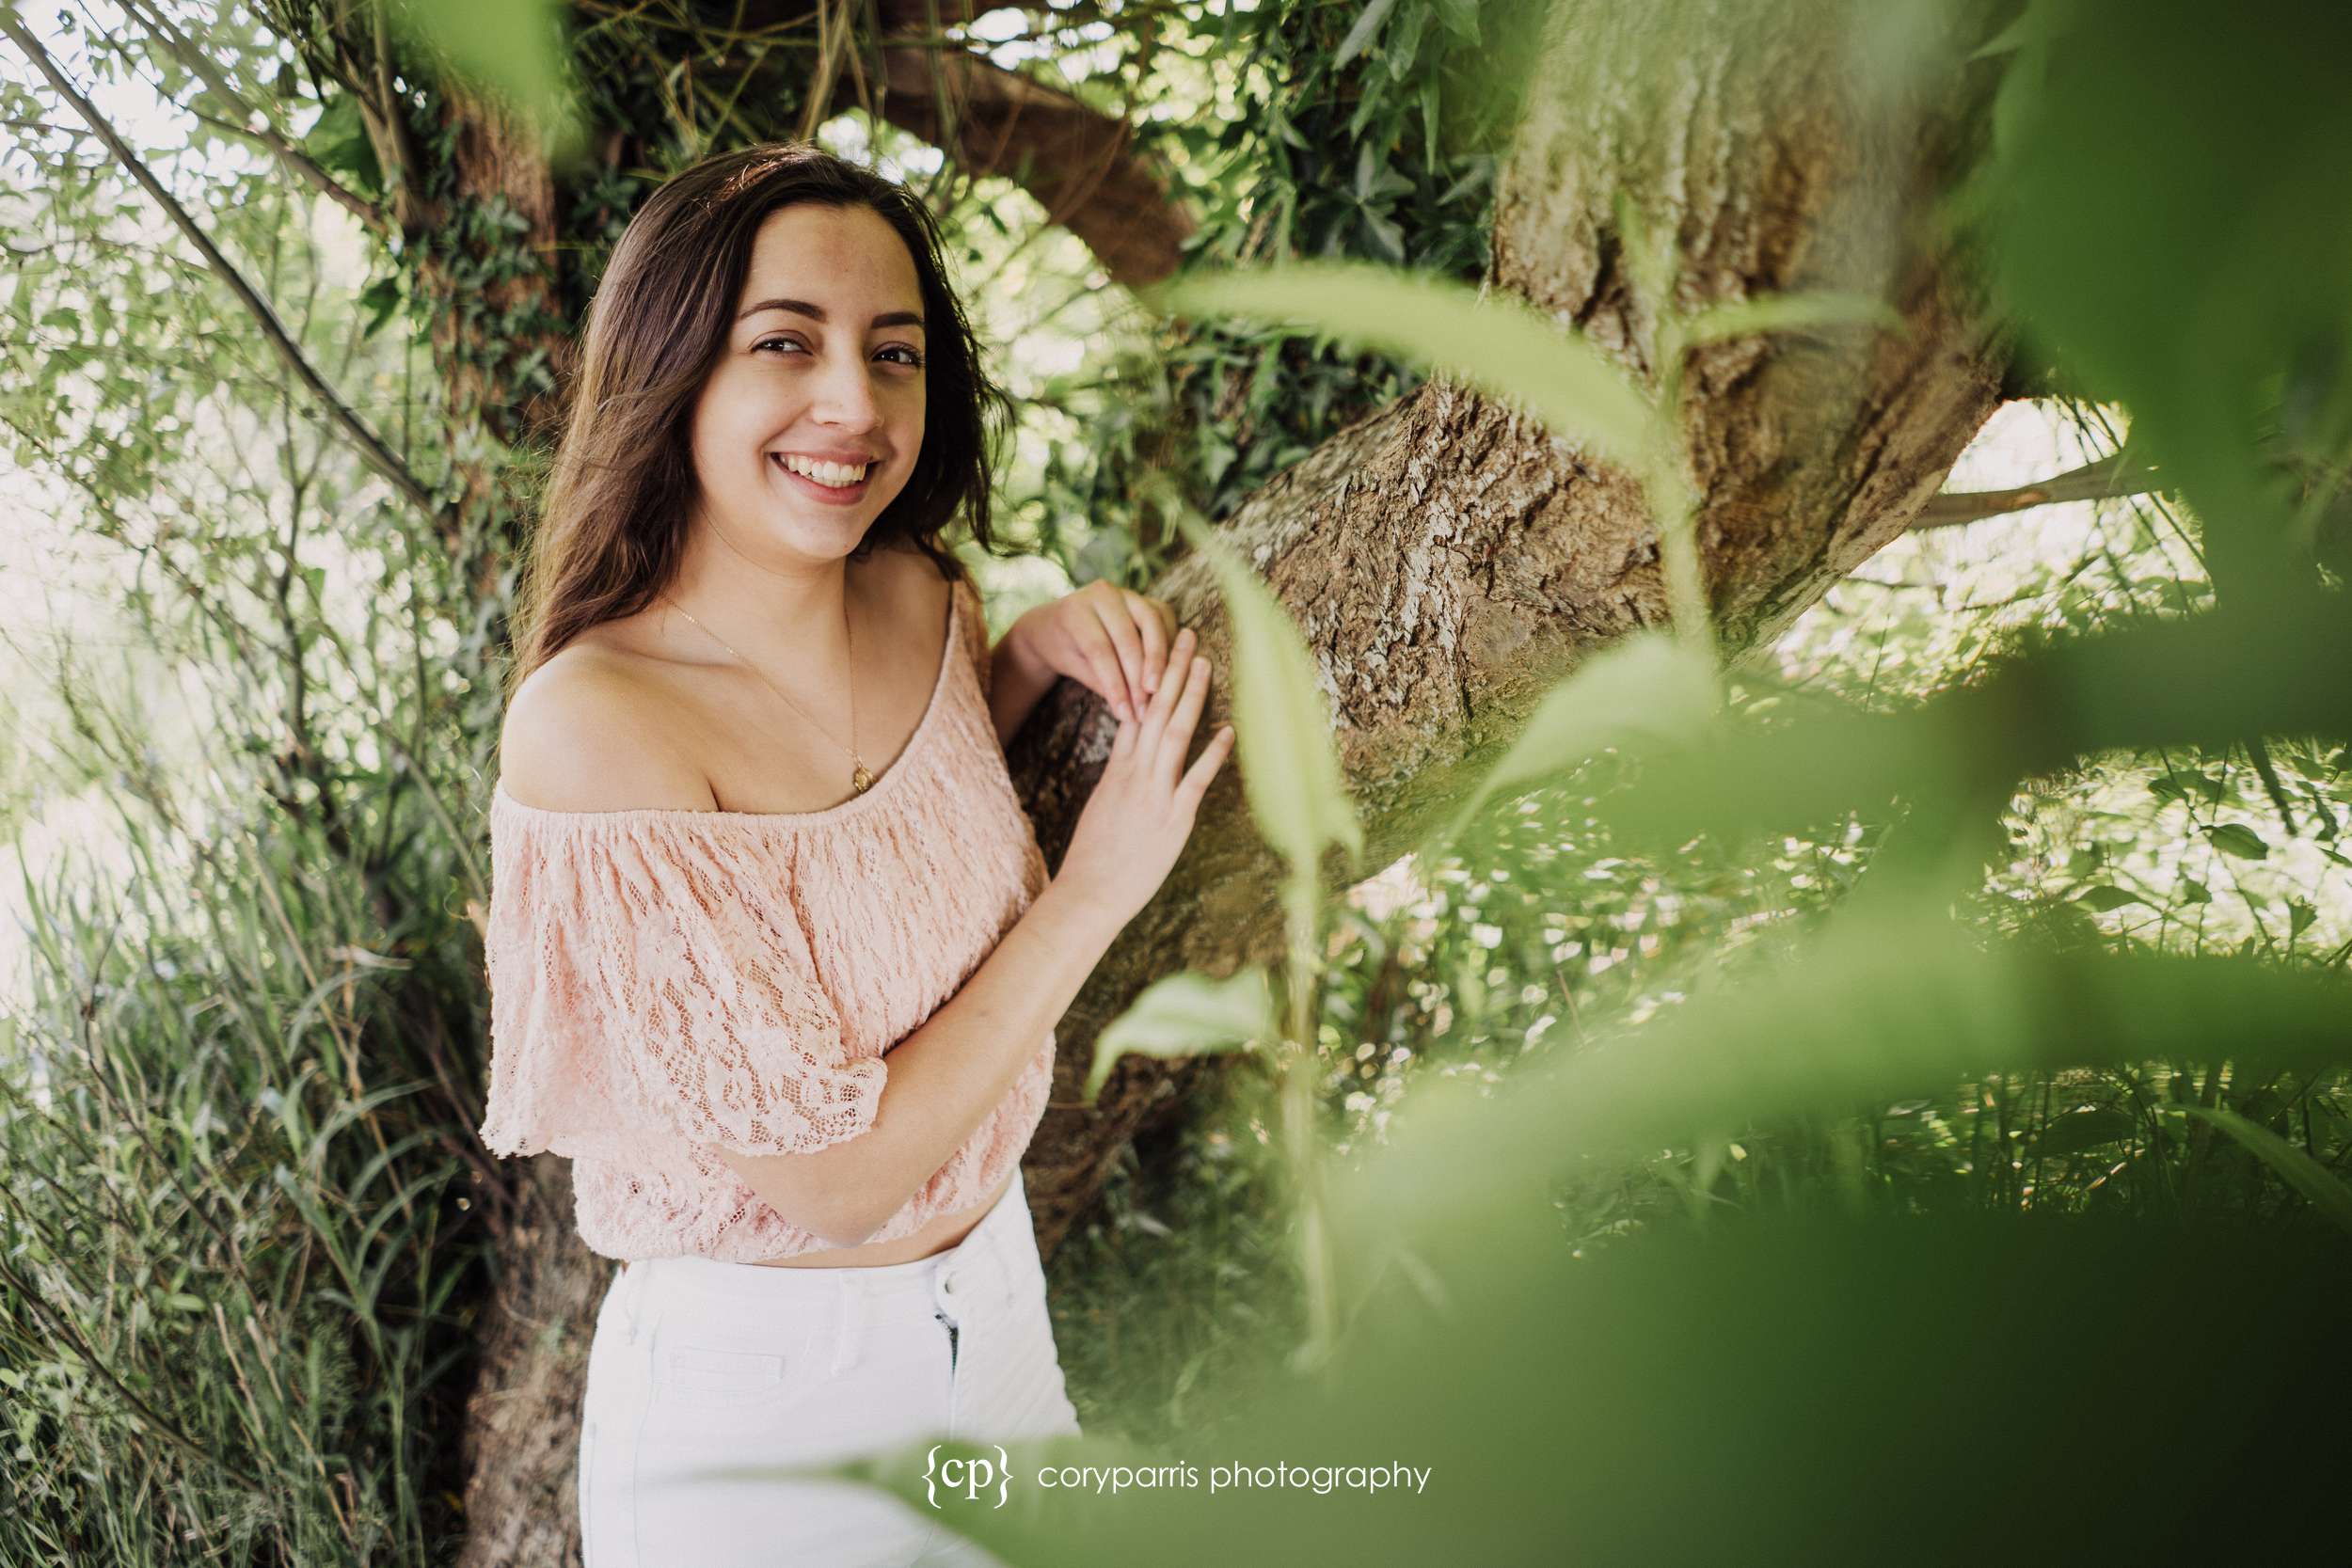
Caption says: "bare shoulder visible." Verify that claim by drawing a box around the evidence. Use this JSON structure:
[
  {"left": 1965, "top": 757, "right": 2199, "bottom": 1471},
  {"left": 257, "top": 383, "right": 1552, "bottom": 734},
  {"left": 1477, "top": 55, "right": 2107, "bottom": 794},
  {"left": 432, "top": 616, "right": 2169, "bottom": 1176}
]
[
  {"left": 870, "top": 538, "right": 960, "bottom": 609},
  {"left": 861, "top": 541, "right": 963, "bottom": 656},
  {"left": 497, "top": 642, "right": 718, "bottom": 814}
]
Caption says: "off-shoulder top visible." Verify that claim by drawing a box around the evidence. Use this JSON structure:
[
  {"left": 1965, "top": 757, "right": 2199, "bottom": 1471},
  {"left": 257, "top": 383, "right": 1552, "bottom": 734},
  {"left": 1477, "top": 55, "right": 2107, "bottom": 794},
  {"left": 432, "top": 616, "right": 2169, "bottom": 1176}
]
[{"left": 475, "top": 573, "right": 1057, "bottom": 1262}]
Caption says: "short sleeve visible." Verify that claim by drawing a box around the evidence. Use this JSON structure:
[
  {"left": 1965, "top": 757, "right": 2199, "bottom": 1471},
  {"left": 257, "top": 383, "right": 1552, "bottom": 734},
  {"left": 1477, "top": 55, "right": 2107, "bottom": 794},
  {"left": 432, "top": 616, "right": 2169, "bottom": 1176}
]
[{"left": 477, "top": 796, "right": 887, "bottom": 1164}]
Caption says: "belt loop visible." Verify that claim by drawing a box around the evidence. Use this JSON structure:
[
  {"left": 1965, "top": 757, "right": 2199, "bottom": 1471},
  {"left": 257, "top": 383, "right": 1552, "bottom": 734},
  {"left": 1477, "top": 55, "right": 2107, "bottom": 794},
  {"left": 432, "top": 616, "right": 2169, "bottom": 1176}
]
[{"left": 830, "top": 1273, "right": 868, "bottom": 1376}]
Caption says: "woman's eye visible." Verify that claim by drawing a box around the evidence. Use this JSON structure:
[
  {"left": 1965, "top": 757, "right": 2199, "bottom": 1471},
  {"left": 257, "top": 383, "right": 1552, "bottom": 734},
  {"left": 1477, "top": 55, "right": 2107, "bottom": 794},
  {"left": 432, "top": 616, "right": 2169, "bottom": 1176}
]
[{"left": 750, "top": 337, "right": 922, "bottom": 369}]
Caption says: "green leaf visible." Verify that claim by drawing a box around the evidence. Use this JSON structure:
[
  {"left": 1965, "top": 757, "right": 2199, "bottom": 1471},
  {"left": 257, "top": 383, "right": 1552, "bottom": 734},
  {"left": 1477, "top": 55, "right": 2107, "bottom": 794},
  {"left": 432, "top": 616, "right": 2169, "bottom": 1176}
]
[
  {"left": 1332, "top": 0, "right": 1401, "bottom": 71},
  {"left": 2071, "top": 884, "right": 2143, "bottom": 912},
  {"left": 1678, "top": 292, "right": 1907, "bottom": 349},
  {"left": 1612, "top": 192, "right": 1677, "bottom": 342},
  {"left": 359, "top": 277, "right": 402, "bottom": 338},
  {"left": 1431, "top": 0, "right": 1480, "bottom": 44},
  {"left": 1177, "top": 515, "right": 1363, "bottom": 879},
  {"left": 301, "top": 93, "right": 382, "bottom": 199},
  {"left": 2203, "top": 823, "right": 2270, "bottom": 860},
  {"left": 1085, "top": 967, "right": 1276, "bottom": 1102},
  {"left": 379, "top": 0, "right": 580, "bottom": 151},
  {"left": 2151, "top": 768, "right": 2226, "bottom": 805},
  {"left": 1440, "top": 631, "right": 1717, "bottom": 849},
  {"left": 1967, "top": 10, "right": 2035, "bottom": 61},
  {"left": 2034, "top": 1106, "right": 2139, "bottom": 1157},
  {"left": 2166, "top": 1104, "right": 2352, "bottom": 1236},
  {"left": 1146, "top": 260, "right": 1661, "bottom": 468}
]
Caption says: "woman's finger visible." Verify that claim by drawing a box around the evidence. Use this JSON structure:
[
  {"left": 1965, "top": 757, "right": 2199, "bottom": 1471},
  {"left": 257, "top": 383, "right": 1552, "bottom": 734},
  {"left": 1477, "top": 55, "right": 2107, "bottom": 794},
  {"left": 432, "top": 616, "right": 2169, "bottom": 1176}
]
[
  {"left": 1140, "top": 626, "right": 1194, "bottom": 739},
  {"left": 1095, "top": 600, "right": 1148, "bottom": 717},
  {"left": 1157, "top": 653, "right": 1214, "bottom": 784},
  {"left": 1176, "top": 723, "right": 1236, "bottom": 810},
  {"left": 1129, "top": 594, "right": 1169, "bottom": 698},
  {"left": 1079, "top": 625, "right": 1133, "bottom": 721}
]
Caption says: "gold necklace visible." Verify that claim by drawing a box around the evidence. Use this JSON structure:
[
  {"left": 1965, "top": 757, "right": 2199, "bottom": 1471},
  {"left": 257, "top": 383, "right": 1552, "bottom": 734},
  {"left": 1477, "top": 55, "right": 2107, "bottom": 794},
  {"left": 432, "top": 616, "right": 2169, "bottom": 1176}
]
[{"left": 658, "top": 588, "right": 875, "bottom": 794}]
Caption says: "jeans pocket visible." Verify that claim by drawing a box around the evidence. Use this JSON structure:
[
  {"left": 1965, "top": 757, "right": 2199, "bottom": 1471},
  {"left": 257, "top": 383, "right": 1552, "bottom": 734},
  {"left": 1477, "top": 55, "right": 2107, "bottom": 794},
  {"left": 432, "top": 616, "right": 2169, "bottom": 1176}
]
[{"left": 660, "top": 1343, "right": 790, "bottom": 1408}]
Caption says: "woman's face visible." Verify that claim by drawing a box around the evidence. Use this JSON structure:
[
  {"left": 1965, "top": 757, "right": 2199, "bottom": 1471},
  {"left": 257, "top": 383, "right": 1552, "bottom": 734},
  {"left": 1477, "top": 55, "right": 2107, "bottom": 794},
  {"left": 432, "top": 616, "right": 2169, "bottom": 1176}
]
[{"left": 687, "top": 201, "right": 929, "bottom": 561}]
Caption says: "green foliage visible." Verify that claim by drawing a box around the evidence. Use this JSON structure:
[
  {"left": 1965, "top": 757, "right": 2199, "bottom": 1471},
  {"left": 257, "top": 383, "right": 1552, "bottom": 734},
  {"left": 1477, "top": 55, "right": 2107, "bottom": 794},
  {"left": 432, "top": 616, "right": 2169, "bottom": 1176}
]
[
  {"left": 1981, "top": 0, "right": 2352, "bottom": 588},
  {"left": 1435, "top": 629, "right": 1716, "bottom": 849},
  {"left": 865, "top": 1215, "right": 2351, "bottom": 1562},
  {"left": 1027, "top": 0, "right": 1529, "bottom": 584},
  {"left": 9, "top": 0, "right": 2352, "bottom": 1560},
  {"left": 1084, "top": 967, "right": 1276, "bottom": 1103},
  {"left": 2167, "top": 1103, "right": 2352, "bottom": 1236},
  {"left": 1176, "top": 513, "right": 1363, "bottom": 894},
  {"left": 1149, "top": 257, "right": 1661, "bottom": 466},
  {"left": 0, "top": 808, "right": 479, "bottom": 1562},
  {"left": 381, "top": 0, "right": 581, "bottom": 152}
]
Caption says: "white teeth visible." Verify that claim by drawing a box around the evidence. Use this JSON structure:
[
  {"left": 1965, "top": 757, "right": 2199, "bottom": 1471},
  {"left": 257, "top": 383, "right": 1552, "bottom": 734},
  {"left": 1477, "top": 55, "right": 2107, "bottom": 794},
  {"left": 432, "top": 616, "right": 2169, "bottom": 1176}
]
[{"left": 777, "top": 453, "right": 870, "bottom": 488}]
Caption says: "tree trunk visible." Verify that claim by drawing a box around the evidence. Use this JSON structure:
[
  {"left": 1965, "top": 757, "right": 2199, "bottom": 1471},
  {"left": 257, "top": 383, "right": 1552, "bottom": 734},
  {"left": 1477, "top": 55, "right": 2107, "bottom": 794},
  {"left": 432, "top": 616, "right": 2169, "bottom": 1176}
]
[
  {"left": 459, "top": 3, "right": 2012, "bottom": 1556},
  {"left": 1011, "top": 0, "right": 2010, "bottom": 1253}
]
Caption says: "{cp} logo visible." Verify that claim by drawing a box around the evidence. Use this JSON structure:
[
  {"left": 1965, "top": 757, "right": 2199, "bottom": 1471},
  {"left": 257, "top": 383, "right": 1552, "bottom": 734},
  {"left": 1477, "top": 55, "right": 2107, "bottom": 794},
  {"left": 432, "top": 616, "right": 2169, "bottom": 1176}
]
[{"left": 924, "top": 1444, "right": 1014, "bottom": 1510}]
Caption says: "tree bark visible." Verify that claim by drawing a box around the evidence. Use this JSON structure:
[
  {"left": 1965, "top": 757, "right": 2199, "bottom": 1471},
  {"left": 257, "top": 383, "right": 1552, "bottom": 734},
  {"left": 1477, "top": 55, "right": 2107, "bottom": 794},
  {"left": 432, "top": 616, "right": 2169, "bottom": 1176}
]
[
  {"left": 458, "top": 2, "right": 2014, "bottom": 1557},
  {"left": 1009, "top": 0, "right": 2012, "bottom": 1254},
  {"left": 456, "top": 1158, "right": 601, "bottom": 1568}
]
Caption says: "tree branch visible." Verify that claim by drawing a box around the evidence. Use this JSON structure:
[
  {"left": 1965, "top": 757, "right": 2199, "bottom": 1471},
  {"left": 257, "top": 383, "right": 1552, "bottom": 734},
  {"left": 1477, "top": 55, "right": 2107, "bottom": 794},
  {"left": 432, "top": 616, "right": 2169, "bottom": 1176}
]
[
  {"left": 871, "top": 44, "right": 1195, "bottom": 287},
  {"left": 119, "top": 0, "right": 386, "bottom": 234},
  {"left": 4, "top": 15, "right": 441, "bottom": 521},
  {"left": 1911, "top": 450, "right": 2163, "bottom": 530}
]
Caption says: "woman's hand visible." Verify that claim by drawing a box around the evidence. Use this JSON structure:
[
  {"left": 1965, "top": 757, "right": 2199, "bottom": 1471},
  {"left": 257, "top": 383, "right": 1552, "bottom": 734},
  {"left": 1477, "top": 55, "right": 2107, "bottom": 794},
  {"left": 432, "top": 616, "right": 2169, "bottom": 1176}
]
[
  {"left": 1007, "top": 582, "right": 1181, "bottom": 724},
  {"left": 1054, "top": 626, "right": 1234, "bottom": 930}
]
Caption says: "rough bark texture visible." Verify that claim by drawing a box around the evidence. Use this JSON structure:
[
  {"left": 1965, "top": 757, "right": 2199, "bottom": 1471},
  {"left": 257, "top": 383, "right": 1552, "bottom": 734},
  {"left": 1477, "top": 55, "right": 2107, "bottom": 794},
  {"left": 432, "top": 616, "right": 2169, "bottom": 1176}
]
[
  {"left": 456, "top": 2, "right": 2014, "bottom": 1559},
  {"left": 1010, "top": 0, "right": 2012, "bottom": 1254},
  {"left": 456, "top": 1156, "right": 606, "bottom": 1568}
]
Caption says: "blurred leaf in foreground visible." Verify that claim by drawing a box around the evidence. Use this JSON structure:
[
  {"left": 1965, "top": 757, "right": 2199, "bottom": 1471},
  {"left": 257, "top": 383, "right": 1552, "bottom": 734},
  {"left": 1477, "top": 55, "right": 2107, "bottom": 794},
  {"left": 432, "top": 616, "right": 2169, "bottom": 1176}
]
[
  {"left": 1086, "top": 967, "right": 1276, "bottom": 1103},
  {"left": 834, "top": 1213, "right": 2350, "bottom": 1563}
]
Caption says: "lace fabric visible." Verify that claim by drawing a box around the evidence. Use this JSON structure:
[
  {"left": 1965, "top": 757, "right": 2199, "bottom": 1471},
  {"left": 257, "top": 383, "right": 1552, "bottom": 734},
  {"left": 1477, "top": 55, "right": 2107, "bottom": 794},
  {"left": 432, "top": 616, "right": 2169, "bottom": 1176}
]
[{"left": 478, "top": 574, "right": 1057, "bottom": 1261}]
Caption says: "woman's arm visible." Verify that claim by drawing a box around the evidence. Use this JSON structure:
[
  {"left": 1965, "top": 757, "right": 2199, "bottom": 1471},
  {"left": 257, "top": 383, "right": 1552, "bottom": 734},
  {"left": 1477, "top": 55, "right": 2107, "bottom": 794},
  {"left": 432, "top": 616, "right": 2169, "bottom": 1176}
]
[
  {"left": 711, "top": 878, "right": 1120, "bottom": 1247},
  {"left": 986, "top": 621, "right": 1062, "bottom": 750}
]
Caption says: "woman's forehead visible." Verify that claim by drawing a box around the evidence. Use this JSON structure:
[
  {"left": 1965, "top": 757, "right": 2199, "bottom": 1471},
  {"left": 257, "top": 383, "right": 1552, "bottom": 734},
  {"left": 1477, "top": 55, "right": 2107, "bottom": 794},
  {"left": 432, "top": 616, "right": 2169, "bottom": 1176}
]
[{"left": 738, "top": 205, "right": 921, "bottom": 315}]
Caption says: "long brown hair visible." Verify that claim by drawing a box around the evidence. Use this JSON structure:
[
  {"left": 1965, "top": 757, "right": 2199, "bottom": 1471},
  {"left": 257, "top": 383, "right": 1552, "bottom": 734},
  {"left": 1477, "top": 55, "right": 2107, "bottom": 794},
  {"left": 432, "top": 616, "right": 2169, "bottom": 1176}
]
[{"left": 507, "top": 141, "right": 1011, "bottom": 694}]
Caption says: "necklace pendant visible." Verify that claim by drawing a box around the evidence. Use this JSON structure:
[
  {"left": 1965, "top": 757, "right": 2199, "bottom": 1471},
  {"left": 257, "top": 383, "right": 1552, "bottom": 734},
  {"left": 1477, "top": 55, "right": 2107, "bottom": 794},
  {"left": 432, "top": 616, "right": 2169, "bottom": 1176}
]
[{"left": 850, "top": 762, "right": 875, "bottom": 795}]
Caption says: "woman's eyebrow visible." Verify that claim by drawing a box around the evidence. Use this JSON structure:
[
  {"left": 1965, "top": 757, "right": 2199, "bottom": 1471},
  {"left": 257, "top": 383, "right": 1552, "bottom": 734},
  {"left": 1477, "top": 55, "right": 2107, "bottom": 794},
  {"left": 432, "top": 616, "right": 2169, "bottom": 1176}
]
[{"left": 735, "top": 297, "right": 926, "bottom": 330}]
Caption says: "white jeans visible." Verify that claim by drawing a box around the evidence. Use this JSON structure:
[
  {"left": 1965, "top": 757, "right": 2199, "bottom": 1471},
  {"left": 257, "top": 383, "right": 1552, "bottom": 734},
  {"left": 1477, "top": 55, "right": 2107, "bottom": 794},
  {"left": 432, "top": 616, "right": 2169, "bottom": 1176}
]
[{"left": 578, "top": 1169, "right": 1082, "bottom": 1567}]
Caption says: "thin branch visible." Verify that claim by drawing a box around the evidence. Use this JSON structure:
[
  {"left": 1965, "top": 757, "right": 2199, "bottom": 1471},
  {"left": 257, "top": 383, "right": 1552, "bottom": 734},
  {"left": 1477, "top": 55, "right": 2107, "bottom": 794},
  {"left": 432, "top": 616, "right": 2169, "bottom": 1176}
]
[
  {"left": 118, "top": 0, "right": 385, "bottom": 233},
  {"left": 4, "top": 15, "right": 441, "bottom": 521},
  {"left": 1911, "top": 449, "right": 2163, "bottom": 530}
]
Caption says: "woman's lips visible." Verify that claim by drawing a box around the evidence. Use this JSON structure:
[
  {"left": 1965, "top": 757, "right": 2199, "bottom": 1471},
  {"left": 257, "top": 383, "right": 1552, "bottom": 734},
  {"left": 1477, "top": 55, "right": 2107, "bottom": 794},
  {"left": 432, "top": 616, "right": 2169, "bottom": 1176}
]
[{"left": 771, "top": 453, "right": 874, "bottom": 506}]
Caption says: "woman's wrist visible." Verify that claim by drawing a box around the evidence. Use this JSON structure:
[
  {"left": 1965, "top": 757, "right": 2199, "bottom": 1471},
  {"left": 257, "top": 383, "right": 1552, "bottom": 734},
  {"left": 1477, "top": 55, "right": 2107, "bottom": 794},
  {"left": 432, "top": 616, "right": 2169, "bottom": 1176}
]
[
  {"left": 1030, "top": 876, "right": 1130, "bottom": 950},
  {"left": 987, "top": 615, "right": 1061, "bottom": 748}
]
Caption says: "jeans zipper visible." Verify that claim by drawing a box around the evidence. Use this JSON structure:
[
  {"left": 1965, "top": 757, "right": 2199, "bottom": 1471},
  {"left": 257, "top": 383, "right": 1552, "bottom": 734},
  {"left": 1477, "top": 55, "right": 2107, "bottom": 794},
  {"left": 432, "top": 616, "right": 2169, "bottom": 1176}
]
[{"left": 934, "top": 1310, "right": 960, "bottom": 1373}]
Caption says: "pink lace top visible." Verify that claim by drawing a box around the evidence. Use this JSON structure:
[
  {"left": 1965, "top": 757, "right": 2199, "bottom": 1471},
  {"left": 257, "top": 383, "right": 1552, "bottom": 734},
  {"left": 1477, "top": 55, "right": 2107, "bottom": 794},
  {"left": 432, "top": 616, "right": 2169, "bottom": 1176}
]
[{"left": 476, "top": 573, "right": 1057, "bottom": 1262}]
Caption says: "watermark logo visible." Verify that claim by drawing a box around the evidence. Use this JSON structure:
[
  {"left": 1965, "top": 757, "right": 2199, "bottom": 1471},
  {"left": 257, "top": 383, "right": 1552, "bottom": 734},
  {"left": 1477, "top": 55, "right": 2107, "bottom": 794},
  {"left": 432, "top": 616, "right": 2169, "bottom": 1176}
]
[{"left": 924, "top": 1444, "right": 1013, "bottom": 1510}]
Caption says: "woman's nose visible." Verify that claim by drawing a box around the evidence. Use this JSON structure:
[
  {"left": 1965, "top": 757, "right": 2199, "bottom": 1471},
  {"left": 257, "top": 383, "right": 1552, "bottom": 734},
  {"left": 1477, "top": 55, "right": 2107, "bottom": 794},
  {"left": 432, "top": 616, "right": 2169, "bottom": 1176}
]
[{"left": 808, "top": 353, "right": 882, "bottom": 430}]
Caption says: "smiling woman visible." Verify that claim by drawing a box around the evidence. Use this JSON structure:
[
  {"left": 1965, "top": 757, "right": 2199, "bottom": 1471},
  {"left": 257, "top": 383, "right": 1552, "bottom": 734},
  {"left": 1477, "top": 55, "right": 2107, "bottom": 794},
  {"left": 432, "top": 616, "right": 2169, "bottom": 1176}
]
[
  {"left": 506, "top": 146, "right": 1009, "bottom": 689},
  {"left": 477, "top": 140, "right": 1233, "bottom": 1568},
  {"left": 689, "top": 205, "right": 932, "bottom": 526}
]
